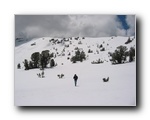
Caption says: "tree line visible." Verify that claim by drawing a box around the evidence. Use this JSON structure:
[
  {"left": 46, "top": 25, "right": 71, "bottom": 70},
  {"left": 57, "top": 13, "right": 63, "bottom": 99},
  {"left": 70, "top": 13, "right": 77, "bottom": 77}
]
[{"left": 18, "top": 50, "right": 56, "bottom": 70}]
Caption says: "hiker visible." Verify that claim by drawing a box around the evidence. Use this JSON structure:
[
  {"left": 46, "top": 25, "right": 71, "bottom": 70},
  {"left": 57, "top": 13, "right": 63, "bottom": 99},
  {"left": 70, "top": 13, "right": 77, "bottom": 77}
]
[{"left": 73, "top": 74, "right": 78, "bottom": 86}]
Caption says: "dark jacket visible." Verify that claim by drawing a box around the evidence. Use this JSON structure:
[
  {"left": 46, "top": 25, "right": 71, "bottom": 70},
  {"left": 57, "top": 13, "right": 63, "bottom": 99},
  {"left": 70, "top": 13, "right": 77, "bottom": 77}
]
[{"left": 73, "top": 74, "right": 78, "bottom": 81}]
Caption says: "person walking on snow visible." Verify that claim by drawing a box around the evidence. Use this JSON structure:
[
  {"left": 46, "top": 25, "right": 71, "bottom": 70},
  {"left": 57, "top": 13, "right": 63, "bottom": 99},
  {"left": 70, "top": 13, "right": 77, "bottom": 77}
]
[{"left": 73, "top": 74, "right": 78, "bottom": 86}]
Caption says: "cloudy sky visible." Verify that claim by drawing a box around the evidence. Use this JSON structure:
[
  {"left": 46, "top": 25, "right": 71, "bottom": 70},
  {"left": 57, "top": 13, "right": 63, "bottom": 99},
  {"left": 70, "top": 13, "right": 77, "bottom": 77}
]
[{"left": 15, "top": 15, "right": 135, "bottom": 39}]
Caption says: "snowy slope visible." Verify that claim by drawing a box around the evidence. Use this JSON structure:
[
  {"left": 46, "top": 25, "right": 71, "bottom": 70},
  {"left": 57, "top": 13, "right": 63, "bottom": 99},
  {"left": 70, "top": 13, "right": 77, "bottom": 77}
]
[{"left": 15, "top": 36, "right": 136, "bottom": 106}]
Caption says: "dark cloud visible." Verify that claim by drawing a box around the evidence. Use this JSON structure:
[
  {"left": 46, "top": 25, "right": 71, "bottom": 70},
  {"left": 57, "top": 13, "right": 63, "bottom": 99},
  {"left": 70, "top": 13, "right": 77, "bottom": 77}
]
[
  {"left": 15, "top": 15, "right": 71, "bottom": 39},
  {"left": 15, "top": 15, "right": 135, "bottom": 39}
]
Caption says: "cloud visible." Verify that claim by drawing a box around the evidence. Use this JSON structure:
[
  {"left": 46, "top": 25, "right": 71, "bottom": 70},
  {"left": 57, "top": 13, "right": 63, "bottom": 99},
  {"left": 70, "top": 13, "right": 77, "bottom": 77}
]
[
  {"left": 15, "top": 15, "right": 135, "bottom": 39},
  {"left": 68, "top": 15, "right": 127, "bottom": 37},
  {"left": 126, "top": 15, "right": 135, "bottom": 36},
  {"left": 15, "top": 15, "right": 71, "bottom": 39}
]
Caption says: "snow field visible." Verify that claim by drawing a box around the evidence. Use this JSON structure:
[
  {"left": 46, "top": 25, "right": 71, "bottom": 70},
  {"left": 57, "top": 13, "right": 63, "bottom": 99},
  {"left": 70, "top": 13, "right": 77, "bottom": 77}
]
[{"left": 15, "top": 36, "right": 136, "bottom": 106}]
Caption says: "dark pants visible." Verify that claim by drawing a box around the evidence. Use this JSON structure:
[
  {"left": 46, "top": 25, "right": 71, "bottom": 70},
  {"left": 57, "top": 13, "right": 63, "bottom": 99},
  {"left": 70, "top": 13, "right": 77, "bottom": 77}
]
[{"left": 74, "top": 79, "right": 77, "bottom": 86}]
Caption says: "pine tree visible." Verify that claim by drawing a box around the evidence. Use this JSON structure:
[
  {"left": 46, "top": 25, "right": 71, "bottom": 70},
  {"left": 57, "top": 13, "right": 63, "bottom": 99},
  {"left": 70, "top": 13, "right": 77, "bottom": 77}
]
[
  {"left": 50, "top": 59, "right": 55, "bottom": 67},
  {"left": 40, "top": 50, "right": 50, "bottom": 69},
  {"left": 23, "top": 59, "right": 29, "bottom": 70},
  {"left": 28, "top": 61, "right": 33, "bottom": 69},
  {"left": 129, "top": 47, "right": 135, "bottom": 62},
  {"left": 109, "top": 46, "right": 128, "bottom": 64},
  {"left": 31, "top": 52, "right": 40, "bottom": 68},
  {"left": 80, "top": 51, "right": 86, "bottom": 61},
  {"left": 71, "top": 50, "right": 86, "bottom": 63}
]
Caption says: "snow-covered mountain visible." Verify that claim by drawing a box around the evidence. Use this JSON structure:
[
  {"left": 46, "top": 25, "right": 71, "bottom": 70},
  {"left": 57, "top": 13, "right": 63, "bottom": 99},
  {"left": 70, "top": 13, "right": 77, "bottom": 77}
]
[{"left": 15, "top": 36, "right": 136, "bottom": 106}]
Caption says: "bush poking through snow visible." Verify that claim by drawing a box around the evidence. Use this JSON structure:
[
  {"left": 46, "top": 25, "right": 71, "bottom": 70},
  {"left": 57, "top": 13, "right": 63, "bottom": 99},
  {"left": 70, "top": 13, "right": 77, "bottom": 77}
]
[
  {"left": 68, "top": 52, "right": 71, "bottom": 56},
  {"left": 31, "top": 42, "right": 36, "bottom": 46},
  {"left": 61, "top": 53, "right": 65, "bottom": 56},
  {"left": 88, "top": 49, "right": 93, "bottom": 53},
  {"left": 61, "top": 74, "right": 64, "bottom": 78},
  {"left": 96, "top": 50, "right": 99, "bottom": 54},
  {"left": 97, "top": 44, "right": 103, "bottom": 48},
  {"left": 100, "top": 44, "right": 103, "bottom": 48},
  {"left": 125, "top": 37, "right": 132, "bottom": 44},
  {"left": 37, "top": 73, "right": 41, "bottom": 78},
  {"left": 74, "top": 47, "right": 79, "bottom": 50},
  {"left": 103, "top": 77, "right": 109, "bottom": 82},
  {"left": 75, "top": 37, "right": 79, "bottom": 40},
  {"left": 57, "top": 74, "right": 60, "bottom": 78},
  {"left": 65, "top": 44, "right": 69, "bottom": 47},
  {"left": 91, "top": 59, "right": 104, "bottom": 64},
  {"left": 17, "top": 63, "right": 21, "bottom": 69},
  {"left": 57, "top": 74, "right": 64, "bottom": 79},
  {"left": 41, "top": 71, "right": 44, "bottom": 78},
  {"left": 100, "top": 47, "right": 105, "bottom": 51},
  {"left": 37, "top": 71, "right": 45, "bottom": 78},
  {"left": 87, "top": 46, "right": 90, "bottom": 48},
  {"left": 109, "top": 46, "right": 128, "bottom": 64},
  {"left": 78, "top": 41, "right": 82, "bottom": 44}
]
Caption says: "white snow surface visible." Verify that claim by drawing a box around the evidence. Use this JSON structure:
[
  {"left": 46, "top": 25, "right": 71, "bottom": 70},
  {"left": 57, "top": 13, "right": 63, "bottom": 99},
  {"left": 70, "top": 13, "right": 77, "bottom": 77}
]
[{"left": 15, "top": 36, "right": 136, "bottom": 106}]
